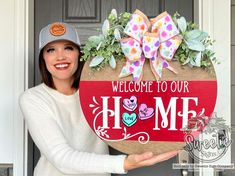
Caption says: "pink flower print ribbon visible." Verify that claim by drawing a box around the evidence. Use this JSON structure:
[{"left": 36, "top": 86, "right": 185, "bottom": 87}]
[
  {"left": 124, "top": 9, "right": 151, "bottom": 43},
  {"left": 119, "top": 54, "right": 145, "bottom": 82},
  {"left": 121, "top": 38, "right": 142, "bottom": 62},
  {"left": 159, "top": 36, "right": 182, "bottom": 60},
  {"left": 151, "top": 12, "right": 180, "bottom": 42},
  {"left": 119, "top": 10, "right": 182, "bottom": 82}
]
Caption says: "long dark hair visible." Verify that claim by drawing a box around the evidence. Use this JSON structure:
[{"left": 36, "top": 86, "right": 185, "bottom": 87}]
[{"left": 39, "top": 45, "right": 84, "bottom": 90}]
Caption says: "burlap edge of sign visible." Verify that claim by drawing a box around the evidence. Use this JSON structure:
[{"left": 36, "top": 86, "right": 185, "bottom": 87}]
[
  {"left": 81, "top": 59, "right": 216, "bottom": 81},
  {"left": 106, "top": 141, "right": 186, "bottom": 155}
]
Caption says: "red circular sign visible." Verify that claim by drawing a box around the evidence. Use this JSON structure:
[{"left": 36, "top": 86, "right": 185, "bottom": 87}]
[{"left": 80, "top": 80, "right": 217, "bottom": 143}]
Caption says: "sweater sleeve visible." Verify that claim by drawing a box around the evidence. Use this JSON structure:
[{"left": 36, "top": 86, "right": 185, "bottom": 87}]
[{"left": 19, "top": 91, "right": 127, "bottom": 175}]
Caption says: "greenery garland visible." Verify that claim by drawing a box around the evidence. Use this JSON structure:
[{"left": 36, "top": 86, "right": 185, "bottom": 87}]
[
  {"left": 81, "top": 9, "right": 219, "bottom": 71},
  {"left": 81, "top": 10, "right": 131, "bottom": 70},
  {"left": 172, "top": 12, "right": 219, "bottom": 68}
]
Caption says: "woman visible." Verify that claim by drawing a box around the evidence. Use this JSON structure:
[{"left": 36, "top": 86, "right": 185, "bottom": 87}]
[{"left": 20, "top": 22, "right": 178, "bottom": 176}]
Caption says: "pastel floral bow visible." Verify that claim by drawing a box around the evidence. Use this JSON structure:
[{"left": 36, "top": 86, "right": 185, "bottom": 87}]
[{"left": 119, "top": 10, "right": 182, "bottom": 82}]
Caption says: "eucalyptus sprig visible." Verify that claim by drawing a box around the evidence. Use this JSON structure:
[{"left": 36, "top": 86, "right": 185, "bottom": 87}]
[
  {"left": 81, "top": 9, "right": 131, "bottom": 70},
  {"left": 173, "top": 12, "right": 219, "bottom": 69}
]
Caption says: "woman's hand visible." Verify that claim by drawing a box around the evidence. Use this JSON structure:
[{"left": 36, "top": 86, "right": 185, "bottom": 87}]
[{"left": 124, "top": 150, "right": 179, "bottom": 171}]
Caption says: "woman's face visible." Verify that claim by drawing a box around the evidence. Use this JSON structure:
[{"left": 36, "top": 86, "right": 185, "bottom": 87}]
[{"left": 43, "top": 40, "right": 79, "bottom": 85}]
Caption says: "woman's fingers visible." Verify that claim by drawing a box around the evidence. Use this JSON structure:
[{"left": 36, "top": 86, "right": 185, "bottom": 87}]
[
  {"left": 133, "top": 152, "right": 153, "bottom": 162},
  {"left": 139, "top": 150, "right": 179, "bottom": 166},
  {"left": 124, "top": 150, "right": 179, "bottom": 171},
  {"left": 124, "top": 152, "right": 153, "bottom": 170}
]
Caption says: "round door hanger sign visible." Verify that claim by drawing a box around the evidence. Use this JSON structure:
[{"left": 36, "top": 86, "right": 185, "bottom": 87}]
[
  {"left": 79, "top": 60, "right": 217, "bottom": 154},
  {"left": 79, "top": 9, "right": 218, "bottom": 154}
]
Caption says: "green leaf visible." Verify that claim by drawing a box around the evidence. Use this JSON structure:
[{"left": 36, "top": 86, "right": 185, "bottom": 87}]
[
  {"left": 89, "top": 56, "right": 104, "bottom": 67},
  {"left": 88, "top": 35, "right": 104, "bottom": 45},
  {"left": 190, "top": 52, "right": 201, "bottom": 67},
  {"left": 111, "top": 9, "right": 117, "bottom": 19},
  {"left": 185, "top": 40, "right": 205, "bottom": 51},
  {"left": 185, "top": 30, "right": 202, "bottom": 40},
  {"left": 177, "top": 17, "right": 187, "bottom": 33},
  {"left": 111, "top": 38, "right": 115, "bottom": 45},
  {"left": 196, "top": 31, "right": 208, "bottom": 41},
  {"left": 182, "top": 56, "right": 191, "bottom": 65},
  {"left": 114, "top": 28, "right": 121, "bottom": 40},
  {"left": 102, "top": 19, "right": 110, "bottom": 37},
  {"left": 96, "top": 42, "right": 102, "bottom": 50},
  {"left": 109, "top": 55, "right": 116, "bottom": 69}
]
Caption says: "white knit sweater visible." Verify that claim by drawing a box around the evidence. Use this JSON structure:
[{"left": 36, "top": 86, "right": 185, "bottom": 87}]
[{"left": 19, "top": 83, "right": 126, "bottom": 176}]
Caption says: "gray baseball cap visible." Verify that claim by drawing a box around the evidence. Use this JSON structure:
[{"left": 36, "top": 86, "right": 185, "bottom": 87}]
[{"left": 39, "top": 22, "right": 81, "bottom": 51}]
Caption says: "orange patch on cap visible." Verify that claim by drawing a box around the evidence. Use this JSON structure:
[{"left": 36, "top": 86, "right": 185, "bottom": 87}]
[{"left": 50, "top": 23, "right": 66, "bottom": 36}]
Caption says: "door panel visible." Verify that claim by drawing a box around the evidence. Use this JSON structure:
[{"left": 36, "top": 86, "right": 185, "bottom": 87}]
[
  {"left": 32, "top": 0, "right": 194, "bottom": 176},
  {"left": 129, "top": 0, "right": 161, "bottom": 17},
  {"left": 63, "top": 0, "right": 101, "bottom": 23},
  {"left": 164, "top": 0, "right": 194, "bottom": 21}
]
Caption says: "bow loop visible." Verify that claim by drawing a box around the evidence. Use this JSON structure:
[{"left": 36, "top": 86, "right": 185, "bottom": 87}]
[
  {"left": 120, "top": 38, "right": 142, "bottom": 62},
  {"left": 159, "top": 36, "right": 182, "bottom": 61},
  {"left": 124, "top": 9, "right": 151, "bottom": 43},
  {"left": 119, "top": 10, "right": 182, "bottom": 82},
  {"left": 151, "top": 11, "right": 180, "bottom": 42}
]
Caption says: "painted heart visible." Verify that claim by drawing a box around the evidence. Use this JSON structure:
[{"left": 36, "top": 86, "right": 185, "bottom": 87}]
[
  {"left": 163, "top": 61, "right": 169, "bottom": 68},
  {"left": 122, "top": 112, "right": 137, "bottom": 127},
  {"left": 123, "top": 96, "right": 138, "bottom": 111},
  {"left": 138, "top": 104, "right": 155, "bottom": 120}
]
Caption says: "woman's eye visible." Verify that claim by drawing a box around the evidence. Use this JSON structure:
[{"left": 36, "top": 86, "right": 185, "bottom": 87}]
[
  {"left": 65, "top": 46, "right": 74, "bottom": 51},
  {"left": 46, "top": 48, "right": 55, "bottom": 53}
]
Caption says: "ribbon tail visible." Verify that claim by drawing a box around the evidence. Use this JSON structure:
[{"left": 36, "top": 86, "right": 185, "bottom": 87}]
[
  {"left": 150, "top": 55, "right": 178, "bottom": 80},
  {"left": 119, "top": 65, "right": 132, "bottom": 78},
  {"left": 167, "top": 64, "right": 178, "bottom": 74},
  {"left": 149, "top": 61, "right": 160, "bottom": 80},
  {"left": 119, "top": 56, "right": 145, "bottom": 82},
  {"left": 161, "top": 58, "right": 178, "bottom": 75},
  {"left": 149, "top": 56, "right": 163, "bottom": 80}
]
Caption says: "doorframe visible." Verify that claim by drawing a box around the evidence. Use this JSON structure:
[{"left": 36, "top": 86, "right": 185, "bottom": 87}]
[
  {"left": 13, "top": 0, "right": 32, "bottom": 175},
  {"left": 195, "top": 0, "right": 231, "bottom": 176},
  {"left": 19, "top": 0, "right": 231, "bottom": 176},
  {"left": 15, "top": 0, "right": 34, "bottom": 176}
]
